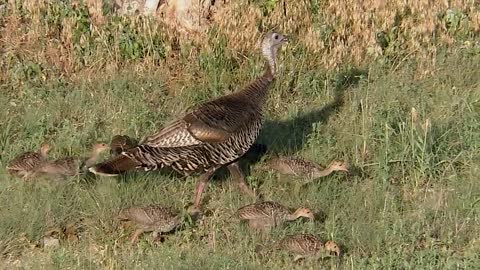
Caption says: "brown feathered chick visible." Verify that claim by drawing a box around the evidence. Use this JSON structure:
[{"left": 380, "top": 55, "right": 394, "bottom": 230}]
[
  {"left": 6, "top": 143, "right": 51, "bottom": 180},
  {"left": 117, "top": 204, "right": 181, "bottom": 245},
  {"left": 35, "top": 143, "right": 109, "bottom": 179},
  {"left": 276, "top": 234, "right": 341, "bottom": 261},
  {"left": 237, "top": 201, "right": 314, "bottom": 231},
  {"left": 277, "top": 234, "right": 324, "bottom": 262},
  {"left": 266, "top": 156, "right": 348, "bottom": 179}
]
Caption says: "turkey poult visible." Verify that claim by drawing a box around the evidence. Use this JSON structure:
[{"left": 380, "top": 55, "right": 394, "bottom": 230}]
[
  {"left": 117, "top": 204, "right": 181, "bottom": 245},
  {"left": 6, "top": 143, "right": 51, "bottom": 180},
  {"left": 265, "top": 156, "right": 348, "bottom": 180},
  {"left": 89, "top": 32, "right": 288, "bottom": 212},
  {"left": 324, "top": 240, "right": 341, "bottom": 257},
  {"left": 277, "top": 234, "right": 340, "bottom": 262},
  {"left": 236, "top": 201, "right": 314, "bottom": 231},
  {"left": 34, "top": 143, "right": 109, "bottom": 178},
  {"left": 109, "top": 135, "right": 138, "bottom": 156}
]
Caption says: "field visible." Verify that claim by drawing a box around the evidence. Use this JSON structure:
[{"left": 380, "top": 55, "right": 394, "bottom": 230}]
[{"left": 0, "top": 0, "right": 479, "bottom": 269}]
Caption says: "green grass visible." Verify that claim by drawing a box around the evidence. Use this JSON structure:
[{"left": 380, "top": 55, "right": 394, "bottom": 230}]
[{"left": 1, "top": 14, "right": 480, "bottom": 270}]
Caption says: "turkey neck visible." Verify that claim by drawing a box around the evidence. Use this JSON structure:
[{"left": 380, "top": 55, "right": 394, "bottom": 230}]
[
  {"left": 40, "top": 147, "right": 50, "bottom": 158},
  {"left": 239, "top": 49, "right": 277, "bottom": 109},
  {"left": 84, "top": 149, "right": 102, "bottom": 168},
  {"left": 286, "top": 211, "right": 300, "bottom": 221},
  {"left": 311, "top": 166, "right": 334, "bottom": 178}
]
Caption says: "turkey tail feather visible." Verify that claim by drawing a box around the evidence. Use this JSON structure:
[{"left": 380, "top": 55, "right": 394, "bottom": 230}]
[{"left": 89, "top": 152, "right": 140, "bottom": 176}]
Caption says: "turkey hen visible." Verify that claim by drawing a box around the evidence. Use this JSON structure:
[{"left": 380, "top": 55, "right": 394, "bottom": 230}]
[{"left": 89, "top": 32, "right": 288, "bottom": 212}]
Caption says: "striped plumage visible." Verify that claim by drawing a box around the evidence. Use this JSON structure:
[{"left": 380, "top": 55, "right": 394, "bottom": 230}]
[
  {"left": 90, "top": 32, "right": 288, "bottom": 211},
  {"left": 265, "top": 156, "right": 349, "bottom": 179},
  {"left": 110, "top": 135, "right": 138, "bottom": 155},
  {"left": 277, "top": 234, "right": 341, "bottom": 261},
  {"left": 236, "top": 201, "right": 314, "bottom": 231},
  {"left": 34, "top": 143, "right": 109, "bottom": 178},
  {"left": 128, "top": 114, "right": 263, "bottom": 174},
  {"left": 277, "top": 234, "right": 324, "bottom": 261},
  {"left": 38, "top": 157, "right": 79, "bottom": 177},
  {"left": 6, "top": 144, "right": 51, "bottom": 180},
  {"left": 117, "top": 204, "right": 181, "bottom": 244}
]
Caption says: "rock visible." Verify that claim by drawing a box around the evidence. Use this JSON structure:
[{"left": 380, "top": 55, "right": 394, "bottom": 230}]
[
  {"left": 42, "top": 236, "right": 60, "bottom": 249},
  {"left": 144, "top": 0, "right": 162, "bottom": 15},
  {"left": 41, "top": 228, "right": 62, "bottom": 249},
  {"left": 160, "top": 0, "right": 213, "bottom": 33}
]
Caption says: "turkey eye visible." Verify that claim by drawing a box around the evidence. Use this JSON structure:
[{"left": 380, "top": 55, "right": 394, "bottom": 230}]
[{"left": 274, "top": 34, "right": 278, "bottom": 40}]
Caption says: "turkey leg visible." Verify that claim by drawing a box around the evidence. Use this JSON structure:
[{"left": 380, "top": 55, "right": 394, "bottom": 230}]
[
  {"left": 227, "top": 161, "right": 256, "bottom": 198},
  {"left": 192, "top": 168, "right": 216, "bottom": 210}
]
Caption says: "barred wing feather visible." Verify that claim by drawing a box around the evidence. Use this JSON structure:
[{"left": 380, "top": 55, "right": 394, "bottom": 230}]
[{"left": 142, "top": 96, "right": 257, "bottom": 147}]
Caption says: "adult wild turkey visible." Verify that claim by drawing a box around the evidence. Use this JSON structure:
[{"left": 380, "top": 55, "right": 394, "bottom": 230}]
[{"left": 89, "top": 32, "right": 288, "bottom": 211}]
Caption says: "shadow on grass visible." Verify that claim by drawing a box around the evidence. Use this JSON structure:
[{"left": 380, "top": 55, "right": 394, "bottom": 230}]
[
  {"left": 260, "top": 68, "right": 367, "bottom": 153},
  {"left": 235, "top": 68, "right": 368, "bottom": 179}
]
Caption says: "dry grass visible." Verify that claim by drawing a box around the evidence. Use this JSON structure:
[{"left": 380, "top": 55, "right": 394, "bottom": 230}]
[{"left": 1, "top": 0, "right": 479, "bottom": 83}]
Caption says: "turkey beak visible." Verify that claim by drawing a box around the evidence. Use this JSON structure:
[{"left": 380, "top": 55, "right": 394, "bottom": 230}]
[{"left": 282, "top": 36, "right": 288, "bottom": 43}]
